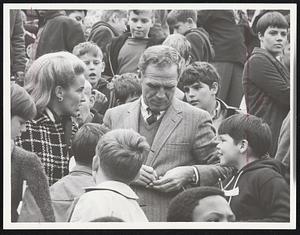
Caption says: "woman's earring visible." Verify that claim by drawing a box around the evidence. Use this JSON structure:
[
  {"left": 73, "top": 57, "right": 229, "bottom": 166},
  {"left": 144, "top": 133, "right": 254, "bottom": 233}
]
[{"left": 58, "top": 97, "right": 63, "bottom": 102}]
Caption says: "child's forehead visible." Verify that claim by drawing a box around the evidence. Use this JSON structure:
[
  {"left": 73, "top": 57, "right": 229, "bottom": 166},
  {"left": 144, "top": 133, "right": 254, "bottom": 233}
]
[
  {"left": 217, "top": 133, "right": 233, "bottom": 140},
  {"left": 265, "top": 26, "right": 288, "bottom": 32},
  {"left": 79, "top": 52, "right": 102, "bottom": 60}
]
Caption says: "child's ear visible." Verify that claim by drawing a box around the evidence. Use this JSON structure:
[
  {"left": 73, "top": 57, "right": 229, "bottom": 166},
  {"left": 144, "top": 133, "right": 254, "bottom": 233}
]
[
  {"left": 89, "top": 94, "right": 95, "bottom": 108},
  {"left": 187, "top": 17, "right": 195, "bottom": 26},
  {"left": 239, "top": 139, "right": 249, "bottom": 153},
  {"left": 92, "top": 155, "right": 100, "bottom": 172},
  {"left": 210, "top": 82, "right": 219, "bottom": 95},
  {"left": 101, "top": 61, "right": 105, "bottom": 72},
  {"left": 258, "top": 32, "right": 263, "bottom": 41}
]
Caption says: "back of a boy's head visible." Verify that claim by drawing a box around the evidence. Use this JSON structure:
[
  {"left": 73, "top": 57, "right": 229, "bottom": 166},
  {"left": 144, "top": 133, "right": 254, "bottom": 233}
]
[
  {"left": 113, "top": 73, "right": 141, "bottom": 105},
  {"left": 72, "top": 123, "right": 109, "bottom": 165},
  {"left": 95, "top": 129, "right": 150, "bottom": 182},
  {"left": 180, "top": 61, "right": 220, "bottom": 89},
  {"left": 163, "top": 34, "right": 192, "bottom": 62},
  {"left": 218, "top": 114, "right": 272, "bottom": 158},
  {"left": 256, "top": 11, "right": 289, "bottom": 35},
  {"left": 101, "top": 10, "right": 127, "bottom": 22},
  {"left": 167, "top": 10, "right": 197, "bottom": 27},
  {"left": 167, "top": 186, "right": 225, "bottom": 222},
  {"left": 72, "top": 41, "right": 103, "bottom": 59}
]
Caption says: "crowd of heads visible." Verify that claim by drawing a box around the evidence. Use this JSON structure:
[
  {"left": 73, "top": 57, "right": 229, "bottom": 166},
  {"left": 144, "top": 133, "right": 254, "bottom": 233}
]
[{"left": 10, "top": 8, "right": 291, "bottom": 223}]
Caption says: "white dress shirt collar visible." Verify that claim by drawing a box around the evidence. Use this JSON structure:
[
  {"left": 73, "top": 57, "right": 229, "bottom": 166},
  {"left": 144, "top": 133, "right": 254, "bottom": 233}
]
[{"left": 140, "top": 97, "right": 165, "bottom": 122}]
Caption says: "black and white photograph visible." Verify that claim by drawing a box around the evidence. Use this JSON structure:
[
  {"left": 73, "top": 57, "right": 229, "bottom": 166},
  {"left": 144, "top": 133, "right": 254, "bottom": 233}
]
[{"left": 3, "top": 3, "right": 296, "bottom": 230}]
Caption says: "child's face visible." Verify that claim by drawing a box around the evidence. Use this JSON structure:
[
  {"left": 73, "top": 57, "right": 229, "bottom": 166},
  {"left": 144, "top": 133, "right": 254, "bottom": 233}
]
[
  {"left": 76, "top": 81, "right": 93, "bottom": 125},
  {"left": 128, "top": 11, "right": 153, "bottom": 39},
  {"left": 79, "top": 52, "right": 104, "bottom": 88},
  {"left": 217, "top": 134, "right": 241, "bottom": 167},
  {"left": 259, "top": 26, "right": 288, "bottom": 57},
  {"left": 192, "top": 195, "right": 236, "bottom": 222},
  {"left": 184, "top": 81, "right": 216, "bottom": 113},
  {"left": 172, "top": 21, "right": 191, "bottom": 35}
]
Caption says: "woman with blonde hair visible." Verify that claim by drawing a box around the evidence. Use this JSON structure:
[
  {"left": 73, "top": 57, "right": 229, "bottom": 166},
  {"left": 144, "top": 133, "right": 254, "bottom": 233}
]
[
  {"left": 16, "top": 51, "right": 86, "bottom": 186},
  {"left": 11, "top": 83, "right": 55, "bottom": 222}
]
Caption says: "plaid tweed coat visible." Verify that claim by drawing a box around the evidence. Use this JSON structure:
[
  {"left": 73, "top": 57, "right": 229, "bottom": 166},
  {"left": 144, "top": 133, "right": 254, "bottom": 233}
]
[{"left": 16, "top": 109, "right": 78, "bottom": 186}]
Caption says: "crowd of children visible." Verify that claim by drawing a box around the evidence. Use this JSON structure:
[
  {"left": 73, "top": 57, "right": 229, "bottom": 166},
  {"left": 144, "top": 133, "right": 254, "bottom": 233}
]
[{"left": 10, "top": 8, "right": 291, "bottom": 223}]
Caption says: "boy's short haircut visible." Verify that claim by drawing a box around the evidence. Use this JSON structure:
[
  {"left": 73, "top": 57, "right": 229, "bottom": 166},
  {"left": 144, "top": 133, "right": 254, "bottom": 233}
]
[
  {"left": 218, "top": 114, "right": 272, "bottom": 158},
  {"left": 256, "top": 11, "right": 289, "bottom": 35},
  {"left": 113, "top": 73, "right": 142, "bottom": 105},
  {"left": 95, "top": 129, "right": 150, "bottom": 183},
  {"left": 128, "top": 10, "right": 153, "bottom": 17},
  {"left": 180, "top": 61, "right": 220, "bottom": 89},
  {"left": 72, "top": 41, "right": 103, "bottom": 59},
  {"left": 167, "top": 10, "right": 197, "bottom": 28},
  {"left": 167, "top": 186, "right": 225, "bottom": 222},
  {"left": 163, "top": 34, "right": 192, "bottom": 62},
  {"left": 65, "top": 10, "right": 87, "bottom": 16},
  {"left": 101, "top": 10, "right": 127, "bottom": 22},
  {"left": 72, "top": 123, "right": 109, "bottom": 165},
  {"left": 138, "top": 45, "right": 184, "bottom": 77}
]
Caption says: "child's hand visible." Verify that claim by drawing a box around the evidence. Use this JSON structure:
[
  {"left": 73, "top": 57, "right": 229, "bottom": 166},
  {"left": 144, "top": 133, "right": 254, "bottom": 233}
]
[{"left": 93, "top": 90, "right": 108, "bottom": 104}]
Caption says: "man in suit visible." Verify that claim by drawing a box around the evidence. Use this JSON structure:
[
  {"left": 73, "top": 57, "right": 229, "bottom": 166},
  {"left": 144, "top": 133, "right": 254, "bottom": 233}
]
[{"left": 103, "top": 45, "right": 230, "bottom": 221}]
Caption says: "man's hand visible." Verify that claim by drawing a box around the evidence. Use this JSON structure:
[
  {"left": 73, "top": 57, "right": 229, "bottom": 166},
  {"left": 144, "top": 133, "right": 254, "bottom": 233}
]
[
  {"left": 152, "top": 166, "right": 194, "bottom": 192},
  {"left": 133, "top": 165, "right": 158, "bottom": 188}
]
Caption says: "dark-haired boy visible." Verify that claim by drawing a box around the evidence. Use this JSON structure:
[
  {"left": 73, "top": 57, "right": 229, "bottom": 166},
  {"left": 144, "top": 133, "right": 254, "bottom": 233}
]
[
  {"left": 242, "top": 11, "right": 290, "bottom": 157},
  {"left": 181, "top": 61, "right": 241, "bottom": 131},
  {"left": 50, "top": 123, "right": 108, "bottom": 221},
  {"left": 217, "top": 114, "right": 290, "bottom": 222},
  {"left": 167, "top": 10, "right": 214, "bottom": 63}
]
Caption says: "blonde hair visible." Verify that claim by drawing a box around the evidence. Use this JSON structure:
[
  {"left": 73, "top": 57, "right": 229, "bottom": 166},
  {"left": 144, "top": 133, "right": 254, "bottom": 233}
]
[
  {"left": 163, "top": 34, "right": 192, "bottom": 62},
  {"left": 24, "top": 51, "right": 86, "bottom": 114}
]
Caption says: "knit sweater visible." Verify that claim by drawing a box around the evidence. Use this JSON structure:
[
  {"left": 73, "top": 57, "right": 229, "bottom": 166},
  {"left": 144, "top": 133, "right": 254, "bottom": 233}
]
[
  {"left": 15, "top": 110, "right": 78, "bottom": 186},
  {"left": 11, "top": 144, "right": 55, "bottom": 222},
  {"left": 104, "top": 32, "right": 164, "bottom": 77}
]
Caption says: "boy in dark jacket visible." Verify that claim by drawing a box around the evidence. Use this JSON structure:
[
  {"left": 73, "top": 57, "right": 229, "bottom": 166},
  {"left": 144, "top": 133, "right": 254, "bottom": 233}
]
[
  {"left": 104, "top": 10, "right": 163, "bottom": 77},
  {"left": 217, "top": 114, "right": 290, "bottom": 222},
  {"left": 166, "top": 10, "right": 214, "bottom": 63},
  {"left": 242, "top": 11, "right": 289, "bottom": 157}
]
